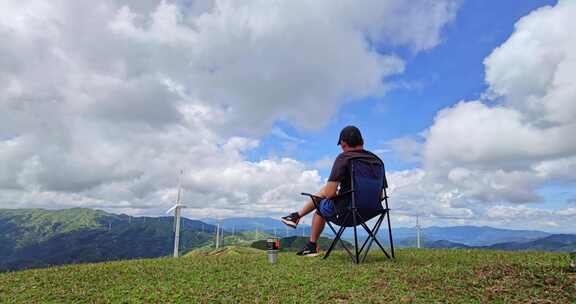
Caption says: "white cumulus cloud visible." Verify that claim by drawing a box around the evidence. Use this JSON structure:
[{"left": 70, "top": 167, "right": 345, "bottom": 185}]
[
  {"left": 390, "top": 0, "right": 576, "bottom": 231},
  {"left": 0, "top": 0, "right": 457, "bottom": 218}
]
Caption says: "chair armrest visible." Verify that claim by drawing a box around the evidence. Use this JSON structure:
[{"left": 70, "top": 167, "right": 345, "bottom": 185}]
[
  {"left": 301, "top": 192, "right": 325, "bottom": 209},
  {"left": 301, "top": 190, "right": 354, "bottom": 201},
  {"left": 300, "top": 192, "right": 324, "bottom": 200}
]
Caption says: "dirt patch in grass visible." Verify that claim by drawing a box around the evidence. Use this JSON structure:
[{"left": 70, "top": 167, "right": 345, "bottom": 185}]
[{"left": 470, "top": 263, "right": 575, "bottom": 303}]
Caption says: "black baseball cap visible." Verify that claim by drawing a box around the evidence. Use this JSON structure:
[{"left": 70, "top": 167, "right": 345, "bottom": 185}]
[{"left": 337, "top": 125, "right": 364, "bottom": 146}]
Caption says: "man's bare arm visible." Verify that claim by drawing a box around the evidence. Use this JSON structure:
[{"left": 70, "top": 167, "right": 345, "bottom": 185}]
[
  {"left": 318, "top": 181, "right": 339, "bottom": 199},
  {"left": 298, "top": 181, "right": 340, "bottom": 217}
]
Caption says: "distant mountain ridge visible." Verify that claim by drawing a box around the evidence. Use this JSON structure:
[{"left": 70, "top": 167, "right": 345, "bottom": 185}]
[
  {"left": 202, "top": 217, "right": 554, "bottom": 247},
  {"left": 485, "top": 234, "right": 576, "bottom": 252},
  {"left": 404, "top": 234, "right": 576, "bottom": 252},
  {"left": 0, "top": 208, "right": 217, "bottom": 272},
  {"left": 393, "top": 225, "right": 551, "bottom": 246}
]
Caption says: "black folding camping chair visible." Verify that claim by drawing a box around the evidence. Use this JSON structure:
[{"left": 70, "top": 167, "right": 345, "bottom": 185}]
[{"left": 301, "top": 156, "right": 395, "bottom": 264}]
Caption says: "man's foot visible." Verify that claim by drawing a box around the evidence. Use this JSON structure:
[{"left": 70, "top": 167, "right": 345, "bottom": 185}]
[
  {"left": 281, "top": 212, "right": 300, "bottom": 229},
  {"left": 296, "top": 242, "right": 320, "bottom": 257}
]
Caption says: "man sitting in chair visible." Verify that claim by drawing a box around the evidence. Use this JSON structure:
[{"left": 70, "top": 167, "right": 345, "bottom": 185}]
[{"left": 280, "top": 125, "right": 382, "bottom": 256}]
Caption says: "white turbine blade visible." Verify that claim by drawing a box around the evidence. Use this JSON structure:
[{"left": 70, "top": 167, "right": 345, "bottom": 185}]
[
  {"left": 176, "top": 170, "right": 183, "bottom": 204},
  {"left": 166, "top": 204, "right": 178, "bottom": 214}
]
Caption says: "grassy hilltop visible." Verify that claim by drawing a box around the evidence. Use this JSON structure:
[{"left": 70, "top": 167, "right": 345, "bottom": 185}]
[{"left": 1, "top": 249, "right": 574, "bottom": 303}]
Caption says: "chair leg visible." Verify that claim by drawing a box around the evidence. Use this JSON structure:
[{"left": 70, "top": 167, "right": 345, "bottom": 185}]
[
  {"left": 359, "top": 220, "right": 390, "bottom": 259},
  {"left": 323, "top": 224, "right": 343, "bottom": 259},
  {"left": 335, "top": 229, "right": 355, "bottom": 262},
  {"left": 385, "top": 209, "right": 395, "bottom": 258},
  {"left": 324, "top": 224, "right": 352, "bottom": 262},
  {"left": 355, "top": 212, "right": 390, "bottom": 260},
  {"left": 361, "top": 211, "right": 395, "bottom": 260},
  {"left": 362, "top": 217, "right": 388, "bottom": 262},
  {"left": 358, "top": 215, "right": 384, "bottom": 256},
  {"left": 322, "top": 214, "right": 355, "bottom": 262},
  {"left": 360, "top": 215, "right": 385, "bottom": 262},
  {"left": 352, "top": 210, "right": 360, "bottom": 264}
]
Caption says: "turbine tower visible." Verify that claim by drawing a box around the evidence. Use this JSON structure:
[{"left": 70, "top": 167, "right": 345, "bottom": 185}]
[
  {"left": 220, "top": 225, "right": 224, "bottom": 247},
  {"left": 416, "top": 215, "right": 422, "bottom": 249},
  {"left": 166, "top": 170, "right": 187, "bottom": 257},
  {"left": 215, "top": 223, "right": 220, "bottom": 249}
]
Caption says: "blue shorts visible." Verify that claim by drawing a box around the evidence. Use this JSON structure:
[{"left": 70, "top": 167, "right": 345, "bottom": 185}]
[{"left": 317, "top": 198, "right": 337, "bottom": 219}]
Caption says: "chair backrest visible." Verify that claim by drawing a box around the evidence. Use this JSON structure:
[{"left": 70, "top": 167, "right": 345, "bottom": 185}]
[{"left": 332, "top": 155, "right": 387, "bottom": 227}]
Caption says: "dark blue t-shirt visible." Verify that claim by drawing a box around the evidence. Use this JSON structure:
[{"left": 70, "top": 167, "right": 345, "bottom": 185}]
[{"left": 328, "top": 149, "right": 382, "bottom": 195}]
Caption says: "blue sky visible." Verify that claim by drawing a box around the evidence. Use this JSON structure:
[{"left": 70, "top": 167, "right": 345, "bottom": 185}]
[
  {"left": 251, "top": 0, "right": 557, "bottom": 171},
  {"left": 1, "top": 0, "right": 574, "bottom": 232}
]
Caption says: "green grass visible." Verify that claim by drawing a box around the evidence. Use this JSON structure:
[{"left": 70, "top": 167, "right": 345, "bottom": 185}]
[
  {"left": 0, "top": 249, "right": 574, "bottom": 303},
  {"left": 186, "top": 245, "right": 264, "bottom": 257}
]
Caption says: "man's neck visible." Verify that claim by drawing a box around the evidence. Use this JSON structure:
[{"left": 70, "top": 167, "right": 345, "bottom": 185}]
[{"left": 345, "top": 146, "right": 364, "bottom": 152}]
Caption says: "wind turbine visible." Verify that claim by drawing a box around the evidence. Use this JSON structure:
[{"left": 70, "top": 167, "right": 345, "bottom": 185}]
[
  {"left": 166, "top": 170, "right": 187, "bottom": 258},
  {"left": 415, "top": 215, "right": 422, "bottom": 249}
]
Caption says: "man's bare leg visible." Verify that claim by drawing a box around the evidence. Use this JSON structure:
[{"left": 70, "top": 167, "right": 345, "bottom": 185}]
[
  {"left": 296, "top": 193, "right": 327, "bottom": 243},
  {"left": 297, "top": 199, "right": 317, "bottom": 218},
  {"left": 297, "top": 184, "right": 332, "bottom": 217},
  {"left": 309, "top": 213, "right": 326, "bottom": 243}
]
